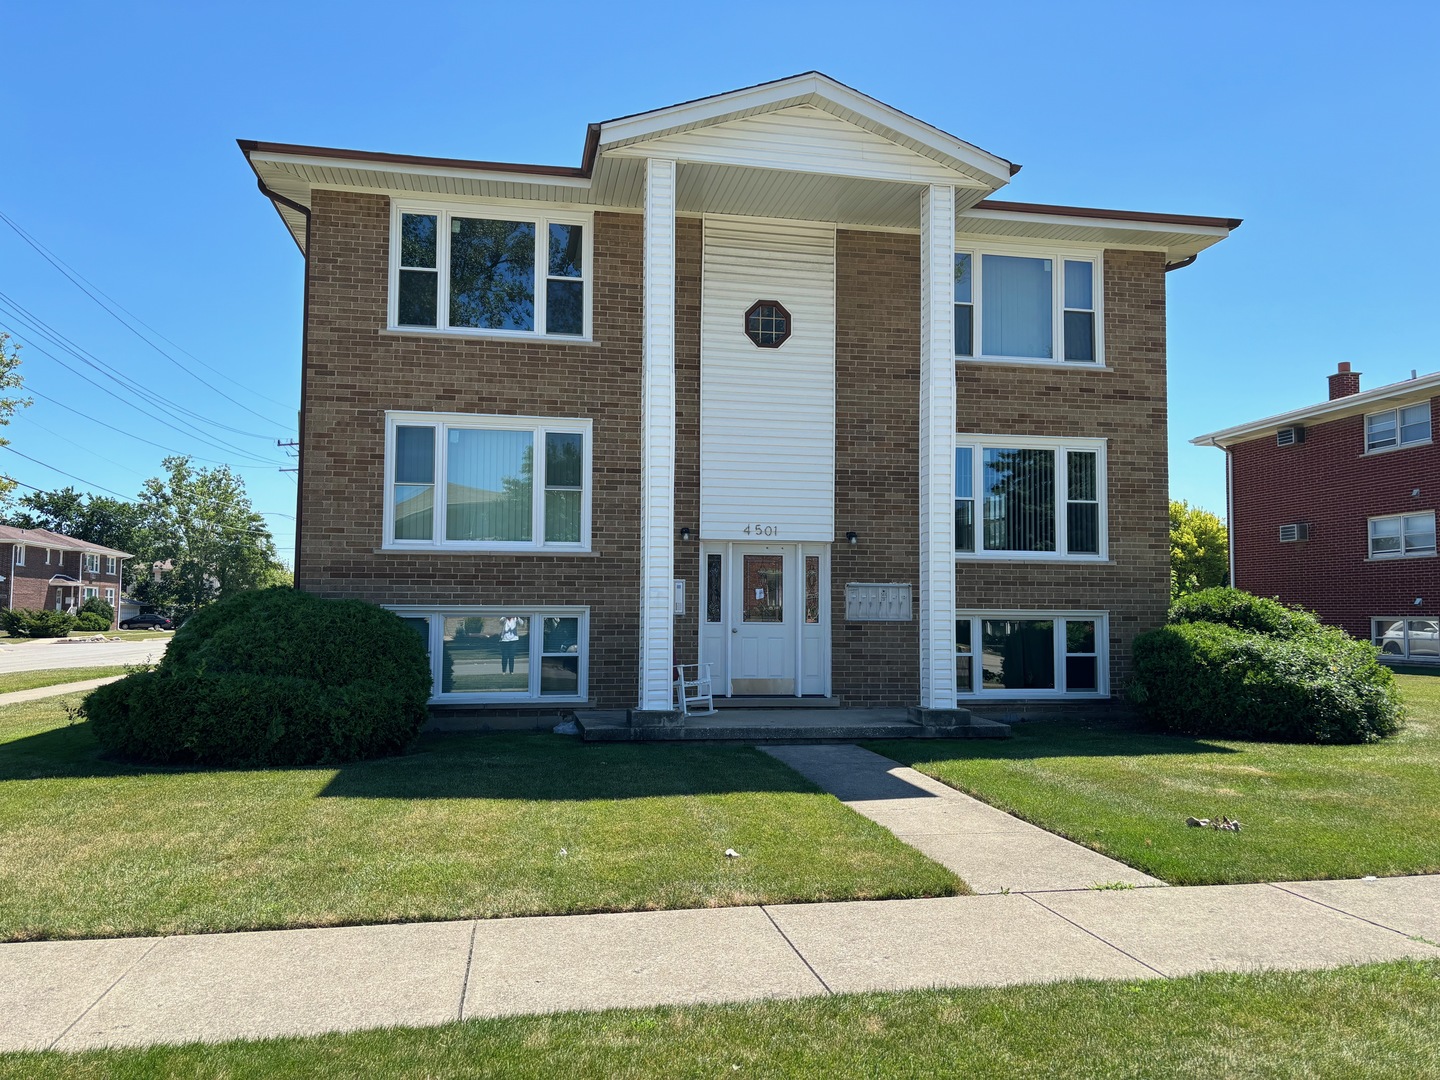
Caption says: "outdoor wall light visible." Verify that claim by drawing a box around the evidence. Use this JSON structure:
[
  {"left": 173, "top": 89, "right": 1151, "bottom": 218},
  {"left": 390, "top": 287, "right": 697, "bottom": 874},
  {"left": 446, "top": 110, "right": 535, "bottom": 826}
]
[
  {"left": 680, "top": 527, "right": 692, "bottom": 542},
  {"left": 846, "top": 531, "right": 858, "bottom": 545}
]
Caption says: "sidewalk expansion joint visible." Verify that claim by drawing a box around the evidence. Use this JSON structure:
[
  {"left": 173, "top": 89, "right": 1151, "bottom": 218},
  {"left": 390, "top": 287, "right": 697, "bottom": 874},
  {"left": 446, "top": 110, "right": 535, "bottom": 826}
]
[
  {"left": 759, "top": 906, "right": 833, "bottom": 996},
  {"left": 457, "top": 921, "right": 479, "bottom": 1020},
  {"left": 1265, "top": 882, "right": 1440, "bottom": 945},
  {"left": 1023, "top": 893, "right": 1171, "bottom": 980},
  {"left": 48, "top": 935, "right": 165, "bottom": 1051}
]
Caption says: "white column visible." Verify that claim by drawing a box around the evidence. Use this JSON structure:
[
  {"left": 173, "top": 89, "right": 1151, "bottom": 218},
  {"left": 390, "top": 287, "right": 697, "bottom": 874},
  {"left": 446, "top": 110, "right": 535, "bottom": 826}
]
[
  {"left": 639, "top": 158, "right": 678, "bottom": 711},
  {"left": 919, "top": 184, "right": 958, "bottom": 709}
]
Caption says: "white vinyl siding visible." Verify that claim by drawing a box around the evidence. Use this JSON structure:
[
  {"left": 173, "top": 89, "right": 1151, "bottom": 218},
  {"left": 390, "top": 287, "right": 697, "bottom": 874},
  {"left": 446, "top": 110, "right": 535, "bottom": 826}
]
[
  {"left": 387, "top": 605, "right": 588, "bottom": 704},
  {"left": 382, "top": 412, "right": 592, "bottom": 552},
  {"left": 700, "top": 218, "right": 836, "bottom": 542}
]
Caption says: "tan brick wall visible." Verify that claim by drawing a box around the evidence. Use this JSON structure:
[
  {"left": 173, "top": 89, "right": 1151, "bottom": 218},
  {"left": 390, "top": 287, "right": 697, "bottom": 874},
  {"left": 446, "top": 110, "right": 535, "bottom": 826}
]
[
  {"left": 298, "top": 191, "right": 1169, "bottom": 710},
  {"left": 953, "top": 247, "right": 1171, "bottom": 697},
  {"left": 299, "top": 190, "right": 644, "bottom": 708}
]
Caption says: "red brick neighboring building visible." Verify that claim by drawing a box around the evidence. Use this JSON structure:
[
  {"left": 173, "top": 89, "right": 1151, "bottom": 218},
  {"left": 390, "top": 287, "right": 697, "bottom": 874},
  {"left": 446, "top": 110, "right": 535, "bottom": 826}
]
[
  {"left": 241, "top": 73, "right": 1239, "bottom": 716},
  {"left": 1194, "top": 363, "right": 1440, "bottom": 661},
  {"left": 0, "top": 526, "right": 131, "bottom": 628}
]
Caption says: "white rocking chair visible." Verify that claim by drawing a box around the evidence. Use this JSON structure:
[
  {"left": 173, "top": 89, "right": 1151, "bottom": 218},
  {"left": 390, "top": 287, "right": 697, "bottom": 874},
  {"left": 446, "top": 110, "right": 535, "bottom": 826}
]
[{"left": 674, "top": 663, "right": 716, "bottom": 716}]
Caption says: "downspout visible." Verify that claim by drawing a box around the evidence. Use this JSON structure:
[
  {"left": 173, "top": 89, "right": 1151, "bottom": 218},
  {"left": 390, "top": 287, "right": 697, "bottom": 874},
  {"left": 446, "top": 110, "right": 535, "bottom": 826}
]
[
  {"left": 1224, "top": 446, "right": 1235, "bottom": 588},
  {"left": 255, "top": 178, "right": 310, "bottom": 588}
]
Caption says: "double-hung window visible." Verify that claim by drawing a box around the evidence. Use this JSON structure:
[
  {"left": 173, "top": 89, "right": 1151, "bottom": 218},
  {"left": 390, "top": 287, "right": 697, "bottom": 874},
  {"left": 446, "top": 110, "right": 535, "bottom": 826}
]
[
  {"left": 956, "top": 612, "right": 1108, "bottom": 697},
  {"left": 83, "top": 553, "right": 100, "bottom": 573},
  {"left": 390, "top": 606, "right": 588, "bottom": 703},
  {"left": 955, "top": 435, "right": 1107, "bottom": 560},
  {"left": 14, "top": 546, "right": 24, "bottom": 567},
  {"left": 384, "top": 412, "right": 592, "bottom": 552},
  {"left": 1365, "top": 403, "right": 1431, "bottom": 452},
  {"left": 954, "top": 247, "right": 1100, "bottom": 365},
  {"left": 1368, "top": 512, "right": 1436, "bottom": 559},
  {"left": 106, "top": 556, "right": 117, "bottom": 575},
  {"left": 390, "top": 202, "right": 590, "bottom": 339}
]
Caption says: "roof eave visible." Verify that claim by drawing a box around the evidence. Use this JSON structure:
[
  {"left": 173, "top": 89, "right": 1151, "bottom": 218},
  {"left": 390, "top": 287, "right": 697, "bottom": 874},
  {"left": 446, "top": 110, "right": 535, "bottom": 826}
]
[{"left": 1192, "top": 372, "right": 1440, "bottom": 447}]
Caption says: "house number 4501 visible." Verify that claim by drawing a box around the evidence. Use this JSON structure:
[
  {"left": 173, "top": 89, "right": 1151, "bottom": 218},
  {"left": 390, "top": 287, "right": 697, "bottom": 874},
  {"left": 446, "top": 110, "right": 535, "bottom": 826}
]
[{"left": 743, "top": 524, "right": 780, "bottom": 537}]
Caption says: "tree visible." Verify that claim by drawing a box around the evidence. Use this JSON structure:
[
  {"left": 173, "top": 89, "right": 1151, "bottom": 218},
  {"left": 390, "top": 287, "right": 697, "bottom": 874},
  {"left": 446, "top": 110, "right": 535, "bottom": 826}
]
[
  {"left": 4, "top": 486, "right": 149, "bottom": 590},
  {"left": 131, "top": 456, "right": 285, "bottom": 621},
  {"left": 1170, "top": 500, "right": 1229, "bottom": 598},
  {"left": 0, "top": 334, "right": 32, "bottom": 506}
]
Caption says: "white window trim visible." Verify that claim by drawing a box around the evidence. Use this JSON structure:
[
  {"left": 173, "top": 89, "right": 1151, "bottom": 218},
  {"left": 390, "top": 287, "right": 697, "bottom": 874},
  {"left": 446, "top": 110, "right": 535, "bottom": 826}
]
[
  {"left": 955, "top": 434, "right": 1109, "bottom": 561},
  {"left": 1372, "top": 616, "right": 1439, "bottom": 662},
  {"left": 83, "top": 553, "right": 100, "bottom": 573},
  {"left": 1363, "top": 403, "right": 1432, "bottom": 454},
  {"left": 14, "top": 545, "right": 24, "bottom": 567},
  {"left": 387, "top": 200, "right": 593, "bottom": 342},
  {"left": 387, "top": 605, "right": 589, "bottom": 705},
  {"left": 83, "top": 586, "right": 99, "bottom": 600},
  {"left": 954, "top": 239, "right": 1105, "bottom": 368},
  {"left": 1367, "top": 511, "right": 1436, "bottom": 560},
  {"left": 106, "top": 557, "right": 117, "bottom": 574},
  {"left": 955, "top": 610, "right": 1110, "bottom": 699},
  {"left": 104, "top": 588, "right": 116, "bottom": 605},
  {"left": 382, "top": 411, "right": 593, "bottom": 553}
]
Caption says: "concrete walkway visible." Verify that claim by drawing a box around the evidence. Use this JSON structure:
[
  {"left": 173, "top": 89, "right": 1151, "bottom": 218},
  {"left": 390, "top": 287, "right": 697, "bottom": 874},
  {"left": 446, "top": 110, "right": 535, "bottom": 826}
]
[
  {"left": 762, "top": 744, "right": 1162, "bottom": 893},
  {"left": 0, "top": 676, "right": 125, "bottom": 707},
  {"left": 4, "top": 876, "right": 1439, "bottom": 1052}
]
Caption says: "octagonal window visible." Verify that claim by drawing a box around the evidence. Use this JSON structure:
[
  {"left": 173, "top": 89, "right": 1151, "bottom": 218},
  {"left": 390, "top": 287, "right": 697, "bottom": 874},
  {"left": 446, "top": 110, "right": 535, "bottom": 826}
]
[{"left": 744, "top": 300, "right": 792, "bottom": 348}]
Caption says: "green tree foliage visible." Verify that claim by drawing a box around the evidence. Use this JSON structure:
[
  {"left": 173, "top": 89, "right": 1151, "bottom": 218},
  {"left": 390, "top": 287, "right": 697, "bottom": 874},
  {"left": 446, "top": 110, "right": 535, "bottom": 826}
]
[
  {"left": 0, "top": 333, "right": 33, "bottom": 506},
  {"left": 4, "top": 486, "right": 148, "bottom": 589},
  {"left": 1170, "top": 500, "right": 1229, "bottom": 598},
  {"left": 130, "top": 456, "right": 284, "bottom": 622}
]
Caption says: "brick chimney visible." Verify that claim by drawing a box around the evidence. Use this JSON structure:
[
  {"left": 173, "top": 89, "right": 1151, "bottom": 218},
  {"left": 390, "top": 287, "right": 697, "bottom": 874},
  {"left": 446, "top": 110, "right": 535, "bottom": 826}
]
[{"left": 1328, "top": 362, "right": 1361, "bottom": 400}]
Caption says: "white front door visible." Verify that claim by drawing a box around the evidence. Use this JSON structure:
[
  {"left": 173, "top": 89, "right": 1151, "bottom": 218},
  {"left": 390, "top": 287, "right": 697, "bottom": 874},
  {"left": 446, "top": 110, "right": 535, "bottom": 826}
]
[{"left": 699, "top": 542, "right": 830, "bottom": 697}]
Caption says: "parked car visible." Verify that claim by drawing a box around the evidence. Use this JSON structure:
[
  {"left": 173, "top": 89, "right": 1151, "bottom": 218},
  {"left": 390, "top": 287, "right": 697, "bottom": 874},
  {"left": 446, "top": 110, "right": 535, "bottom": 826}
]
[{"left": 119, "top": 613, "right": 174, "bottom": 631}]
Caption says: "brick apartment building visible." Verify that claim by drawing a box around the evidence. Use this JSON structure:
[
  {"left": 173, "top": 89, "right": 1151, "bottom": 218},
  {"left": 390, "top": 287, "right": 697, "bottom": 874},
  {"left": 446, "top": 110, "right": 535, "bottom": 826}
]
[
  {"left": 241, "top": 72, "right": 1239, "bottom": 715},
  {"left": 0, "top": 526, "right": 130, "bottom": 627},
  {"left": 1195, "top": 363, "right": 1440, "bottom": 662}
]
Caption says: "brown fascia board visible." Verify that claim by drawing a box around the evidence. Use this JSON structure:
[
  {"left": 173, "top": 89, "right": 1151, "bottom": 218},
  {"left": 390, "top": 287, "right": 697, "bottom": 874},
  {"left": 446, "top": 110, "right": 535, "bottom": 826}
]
[{"left": 974, "top": 199, "right": 1243, "bottom": 232}]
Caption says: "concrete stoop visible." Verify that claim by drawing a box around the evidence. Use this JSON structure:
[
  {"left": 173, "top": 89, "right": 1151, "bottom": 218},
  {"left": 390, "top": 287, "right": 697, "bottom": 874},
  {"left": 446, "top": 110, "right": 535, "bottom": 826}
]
[{"left": 574, "top": 707, "right": 1011, "bottom": 742}]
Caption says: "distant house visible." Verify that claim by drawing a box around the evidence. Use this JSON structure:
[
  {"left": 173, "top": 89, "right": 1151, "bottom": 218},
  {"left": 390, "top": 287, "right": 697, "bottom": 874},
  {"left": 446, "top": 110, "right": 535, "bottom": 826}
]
[
  {"left": 242, "top": 72, "right": 1240, "bottom": 714},
  {"left": 1194, "top": 363, "right": 1440, "bottom": 662},
  {"left": 0, "top": 526, "right": 132, "bottom": 628}
]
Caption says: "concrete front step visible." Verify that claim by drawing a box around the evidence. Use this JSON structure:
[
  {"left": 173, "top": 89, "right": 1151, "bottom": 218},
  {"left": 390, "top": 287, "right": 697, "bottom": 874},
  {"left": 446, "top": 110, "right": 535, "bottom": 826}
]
[{"left": 574, "top": 708, "right": 1011, "bottom": 743}]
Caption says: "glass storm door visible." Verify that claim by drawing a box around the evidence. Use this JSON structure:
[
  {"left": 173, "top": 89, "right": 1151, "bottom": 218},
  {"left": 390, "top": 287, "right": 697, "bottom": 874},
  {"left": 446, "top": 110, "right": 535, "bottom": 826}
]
[{"left": 731, "top": 544, "right": 795, "bottom": 694}]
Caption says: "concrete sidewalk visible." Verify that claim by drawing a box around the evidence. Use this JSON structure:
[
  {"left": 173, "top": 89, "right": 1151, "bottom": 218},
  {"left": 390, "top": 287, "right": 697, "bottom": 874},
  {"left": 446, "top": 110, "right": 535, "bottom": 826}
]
[
  {"left": 4, "top": 876, "right": 1438, "bottom": 1052},
  {"left": 762, "top": 744, "right": 1162, "bottom": 893},
  {"left": 0, "top": 676, "right": 125, "bottom": 708}
]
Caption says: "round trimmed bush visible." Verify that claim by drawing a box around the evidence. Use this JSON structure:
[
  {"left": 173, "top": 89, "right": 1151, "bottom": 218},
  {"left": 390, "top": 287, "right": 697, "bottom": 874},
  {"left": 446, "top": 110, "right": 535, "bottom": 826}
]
[
  {"left": 86, "top": 588, "right": 431, "bottom": 766},
  {"left": 1130, "top": 620, "right": 1403, "bottom": 743},
  {"left": 1168, "top": 587, "right": 1323, "bottom": 640},
  {"left": 74, "top": 612, "right": 111, "bottom": 632}
]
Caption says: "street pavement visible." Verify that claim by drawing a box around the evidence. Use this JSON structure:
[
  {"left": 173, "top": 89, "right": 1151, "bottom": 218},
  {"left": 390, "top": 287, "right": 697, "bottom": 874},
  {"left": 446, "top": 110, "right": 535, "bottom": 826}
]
[{"left": 0, "top": 637, "right": 169, "bottom": 675}]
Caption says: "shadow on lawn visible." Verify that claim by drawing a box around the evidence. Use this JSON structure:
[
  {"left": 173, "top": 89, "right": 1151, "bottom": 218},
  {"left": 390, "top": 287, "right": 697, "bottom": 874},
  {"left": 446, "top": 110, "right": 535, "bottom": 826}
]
[
  {"left": 0, "top": 722, "right": 825, "bottom": 800},
  {"left": 870, "top": 717, "right": 1241, "bottom": 768}
]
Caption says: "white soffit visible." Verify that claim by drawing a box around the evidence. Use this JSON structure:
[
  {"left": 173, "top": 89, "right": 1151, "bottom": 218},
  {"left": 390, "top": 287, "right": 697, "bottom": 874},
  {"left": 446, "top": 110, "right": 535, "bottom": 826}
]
[
  {"left": 958, "top": 206, "right": 1235, "bottom": 261},
  {"left": 1193, "top": 372, "right": 1440, "bottom": 448}
]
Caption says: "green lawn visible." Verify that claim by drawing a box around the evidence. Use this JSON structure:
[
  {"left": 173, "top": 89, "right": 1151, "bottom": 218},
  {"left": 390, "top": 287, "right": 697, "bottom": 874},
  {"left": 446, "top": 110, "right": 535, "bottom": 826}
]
[
  {"left": 0, "top": 667, "right": 132, "bottom": 695},
  {"left": 6, "top": 961, "right": 1438, "bottom": 1078},
  {"left": 870, "top": 673, "right": 1440, "bottom": 886},
  {"left": 0, "top": 695, "right": 962, "bottom": 942}
]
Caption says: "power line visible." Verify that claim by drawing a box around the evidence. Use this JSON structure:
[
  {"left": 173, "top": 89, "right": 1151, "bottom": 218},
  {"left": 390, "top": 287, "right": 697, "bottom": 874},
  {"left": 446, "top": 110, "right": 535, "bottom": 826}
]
[
  {"left": 2, "top": 444, "right": 135, "bottom": 499},
  {"left": 0, "top": 320, "right": 287, "bottom": 467},
  {"left": 0, "top": 300, "right": 291, "bottom": 456},
  {"left": 0, "top": 209, "right": 295, "bottom": 426}
]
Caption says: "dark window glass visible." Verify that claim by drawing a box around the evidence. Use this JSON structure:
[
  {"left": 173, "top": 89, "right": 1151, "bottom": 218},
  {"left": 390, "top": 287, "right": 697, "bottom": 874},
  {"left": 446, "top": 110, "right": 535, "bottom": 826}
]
[
  {"left": 1064, "top": 310, "right": 1095, "bottom": 363},
  {"left": 955, "top": 305, "right": 974, "bottom": 357},
  {"left": 983, "top": 448, "right": 1056, "bottom": 552},
  {"left": 401, "top": 214, "right": 437, "bottom": 267},
  {"left": 546, "top": 279, "right": 584, "bottom": 336},
  {"left": 395, "top": 426, "right": 435, "bottom": 484},
  {"left": 541, "top": 656, "right": 579, "bottom": 695},
  {"left": 398, "top": 270, "right": 438, "bottom": 327},
  {"left": 745, "top": 301, "right": 791, "bottom": 347},
  {"left": 956, "top": 618, "right": 973, "bottom": 692},
  {"left": 401, "top": 617, "right": 431, "bottom": 654},
  {"left": 706, "top": 554, "right": 722, "bottom": 623},
  {"left": 981, "top": 619, "right": 1055, "bottom": 691},
  {"left": 1065, "top": 655, "right": 1098, "bottom": 691},
  {"left": 548, "top": 223, "right": 583, "bottom": 277},
  {"left": 805, "top": 556, "right": 819, "bottom": 624},
  {"left": 545, "top": 433, "right": 583, "bottom": 488},
  {"left": 956, "top": 500, "right": 975, "bottom": 552},
  {"left": 449, "top": 217, "right": 535, "bottom": 330}
]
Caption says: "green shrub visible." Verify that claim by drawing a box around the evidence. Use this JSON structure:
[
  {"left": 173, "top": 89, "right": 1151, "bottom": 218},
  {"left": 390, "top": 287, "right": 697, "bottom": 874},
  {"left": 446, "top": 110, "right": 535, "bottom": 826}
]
[
  {"left": 1168, "top": 587, "right": 1323, "bottom": 639},
  {"left": 79, "top": 596, "right": 115, "bottom": 622},
  {"left": 86, "top": 588, "right": 431, "bottom": 766},
  {"left": 1130, "top": 621, "right": 1404, "bottom": 743},
  {"left": 73, "top": 612, "right": 112, "bottom": 632},
  {"left": 0, "top": 608, "right": 75, "bottom": 638}
]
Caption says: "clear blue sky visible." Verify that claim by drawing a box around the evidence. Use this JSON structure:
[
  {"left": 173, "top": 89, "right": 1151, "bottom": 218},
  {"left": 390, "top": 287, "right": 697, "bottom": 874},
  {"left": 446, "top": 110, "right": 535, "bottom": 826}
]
[{"left": 5, "top": 1, "right": 1437, "bottom": 560}]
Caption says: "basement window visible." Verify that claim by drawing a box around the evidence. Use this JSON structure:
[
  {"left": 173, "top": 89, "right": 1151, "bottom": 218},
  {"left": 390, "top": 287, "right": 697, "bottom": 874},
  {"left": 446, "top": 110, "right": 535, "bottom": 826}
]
[{"left": 956, "top": 612, "right": 1108, "bottom": 698}]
